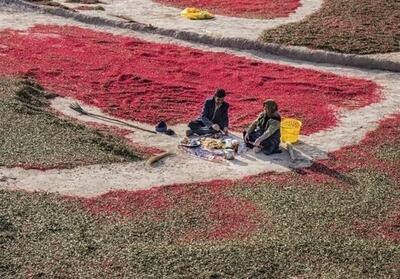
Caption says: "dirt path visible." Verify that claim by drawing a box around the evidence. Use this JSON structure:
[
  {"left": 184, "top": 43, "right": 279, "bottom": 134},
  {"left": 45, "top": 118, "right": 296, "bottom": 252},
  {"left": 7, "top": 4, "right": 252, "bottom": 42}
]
[
  {"left": 0, "top": 7, "right": 399, "bottom": 197},
  {"left": 48, "top": 0, "right": 323, "bottom": 40},
  {"left": 0, "top": 96, "right": 311, "bottom": 197}
]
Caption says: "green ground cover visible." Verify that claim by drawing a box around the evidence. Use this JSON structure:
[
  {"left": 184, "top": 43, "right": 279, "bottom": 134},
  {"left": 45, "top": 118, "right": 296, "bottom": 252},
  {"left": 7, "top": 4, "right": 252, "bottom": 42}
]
[
  {"left": 0, "top": 77, "right": 140, "bottom": 169},
  {"left": 1, "top": 111, "right": 399, "bottom": 277},
  {"left": 261, "top": 0, "right": 400, "bottom": 54},
  {"left": 0, "top": 170, "right": 398, "bottom": 278}
]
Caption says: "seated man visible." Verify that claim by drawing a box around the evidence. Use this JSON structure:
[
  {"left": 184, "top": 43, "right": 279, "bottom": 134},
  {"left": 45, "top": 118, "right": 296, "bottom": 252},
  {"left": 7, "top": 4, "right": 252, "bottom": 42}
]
[
  {"left": 186, "top": 89, "right": 230, "bottom": 136},
  {"left": 244, "top": 99, "right": 281, "bottom": 155}
]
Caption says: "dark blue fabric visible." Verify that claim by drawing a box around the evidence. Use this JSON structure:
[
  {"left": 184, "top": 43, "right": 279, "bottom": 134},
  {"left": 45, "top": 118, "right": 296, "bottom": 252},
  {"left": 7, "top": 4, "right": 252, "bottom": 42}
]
[
  {"left": 188, "top": 120, "right": 219, "bottom": 136},
  {"left": 243, "top": 129, "right": 281, "bottom": 155},
  {"left": 155, "top": 121, "right": 167, "bottom": 133},
  {"left": 199, "top": 98, "right": 229, "bottom": 129}
]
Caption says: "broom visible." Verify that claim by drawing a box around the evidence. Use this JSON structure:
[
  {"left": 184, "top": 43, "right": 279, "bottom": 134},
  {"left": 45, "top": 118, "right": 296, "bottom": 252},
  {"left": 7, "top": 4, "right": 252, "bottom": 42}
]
[
  {"left": 146, "top": 151, "right": 174, "bottom": 167},
  {"left": 69, "top": 102, "right": 157, "bottom": 134}
]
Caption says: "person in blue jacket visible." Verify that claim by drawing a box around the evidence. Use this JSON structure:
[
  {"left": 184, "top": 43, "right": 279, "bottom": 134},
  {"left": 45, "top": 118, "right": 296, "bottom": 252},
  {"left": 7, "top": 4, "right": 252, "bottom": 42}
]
[{"left": 186, "top": 88, "right": 230, "bottom": 136}]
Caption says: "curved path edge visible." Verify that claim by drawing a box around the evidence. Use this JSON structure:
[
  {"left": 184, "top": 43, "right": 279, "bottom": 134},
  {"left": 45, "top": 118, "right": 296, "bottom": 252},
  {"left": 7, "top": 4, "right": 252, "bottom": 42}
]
[{"left": 4, "top": 0, "right": 400, "bottom": 72}]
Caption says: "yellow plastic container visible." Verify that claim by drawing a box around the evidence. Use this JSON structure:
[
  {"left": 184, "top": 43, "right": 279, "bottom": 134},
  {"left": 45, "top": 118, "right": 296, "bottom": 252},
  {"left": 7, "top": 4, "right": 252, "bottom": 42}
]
[
  {"left": 180, "top": 7, "right": 214, "bottom": 20},
  {"left": 281, "top": 118, "right": 302, "bottom": 144}
]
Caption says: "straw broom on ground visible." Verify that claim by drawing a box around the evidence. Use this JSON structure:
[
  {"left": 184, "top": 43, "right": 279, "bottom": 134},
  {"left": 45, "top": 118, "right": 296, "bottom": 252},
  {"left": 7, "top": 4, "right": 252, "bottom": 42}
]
[
  {"left": 69, "top": 102, "right": 156, "bottom": 134},
  {"left": 70, "top": 102, "right": 173, "bottom": 166}
]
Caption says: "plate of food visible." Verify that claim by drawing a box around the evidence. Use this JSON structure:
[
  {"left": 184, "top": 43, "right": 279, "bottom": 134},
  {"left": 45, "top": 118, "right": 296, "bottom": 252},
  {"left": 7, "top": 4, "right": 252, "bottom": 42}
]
[
  {"left": 201, "top": 138, "right": 224, "bottom": 149},
  {"left": 180, "top": 138, "right": 201, "bottom": 148}
]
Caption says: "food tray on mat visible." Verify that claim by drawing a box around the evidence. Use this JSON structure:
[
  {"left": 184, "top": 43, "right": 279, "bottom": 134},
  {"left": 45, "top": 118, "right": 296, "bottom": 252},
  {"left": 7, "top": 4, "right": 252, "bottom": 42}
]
[
  {"left": 178, "top": 135, "right": 247, "bottom": 163},
  {"left": 179, "top": 138, "right": 201, "bottom": 148}
]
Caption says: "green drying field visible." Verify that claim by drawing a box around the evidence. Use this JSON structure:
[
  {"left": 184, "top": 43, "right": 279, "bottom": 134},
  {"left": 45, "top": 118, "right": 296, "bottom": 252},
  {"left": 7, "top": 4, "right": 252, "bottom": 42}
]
[
  {"left": 1, "top": 112, "right": 399, "bottom": 278},
  {"left": 261, "top": 0, "right": 400, "bottom": 54},
  {"left": 0, "top": 77, "right": 140, "bottom": 169}
]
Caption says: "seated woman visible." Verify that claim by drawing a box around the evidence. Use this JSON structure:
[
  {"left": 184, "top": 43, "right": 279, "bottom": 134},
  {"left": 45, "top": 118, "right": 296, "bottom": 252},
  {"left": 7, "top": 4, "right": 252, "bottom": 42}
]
[{"left": 244, "top": 99, "right": 281, "bottom": 155}]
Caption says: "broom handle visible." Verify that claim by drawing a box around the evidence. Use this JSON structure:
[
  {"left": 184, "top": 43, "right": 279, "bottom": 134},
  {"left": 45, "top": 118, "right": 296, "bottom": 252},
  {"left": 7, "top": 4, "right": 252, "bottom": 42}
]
[
  {"left": 70, "top": 102, "right": 157, "bottom": 134},
  {"left": 86, "top": 112, "right": 157, "bottom": 134}
]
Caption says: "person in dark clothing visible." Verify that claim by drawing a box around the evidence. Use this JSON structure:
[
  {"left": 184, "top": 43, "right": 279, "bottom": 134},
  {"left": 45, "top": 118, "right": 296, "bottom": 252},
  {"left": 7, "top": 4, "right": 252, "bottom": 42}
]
[
  {"left": 244, "top": 99, "right": 281, "bottom": 155},
  {"left": 186, "top": 89, "right": 230, "bottom": 136}
]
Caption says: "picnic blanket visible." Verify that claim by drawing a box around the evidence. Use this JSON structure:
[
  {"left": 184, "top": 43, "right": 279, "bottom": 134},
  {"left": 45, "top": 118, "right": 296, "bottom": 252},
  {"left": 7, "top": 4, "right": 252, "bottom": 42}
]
[
  {"left": 178, "top": 135, "right": 247, "bottom": 164},
  {"left": 178, "top": 145, "right": 228, "bottom": 164}
]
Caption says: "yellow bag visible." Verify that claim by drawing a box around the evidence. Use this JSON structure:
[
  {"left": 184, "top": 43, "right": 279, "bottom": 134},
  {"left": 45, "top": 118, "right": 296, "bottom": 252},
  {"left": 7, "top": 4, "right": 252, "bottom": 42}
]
[{"left": 180, "top": 7, "right": 215, "bottom": 20}]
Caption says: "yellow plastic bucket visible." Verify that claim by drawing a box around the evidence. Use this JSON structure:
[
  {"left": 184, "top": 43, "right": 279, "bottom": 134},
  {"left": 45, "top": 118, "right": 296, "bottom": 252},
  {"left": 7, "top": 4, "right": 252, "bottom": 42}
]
[
  {"left": 281, "top": 118, "right": 302, "bottom": 144},
  {"left": 180, "top": 7, "right": 214, "bottom": 20}
]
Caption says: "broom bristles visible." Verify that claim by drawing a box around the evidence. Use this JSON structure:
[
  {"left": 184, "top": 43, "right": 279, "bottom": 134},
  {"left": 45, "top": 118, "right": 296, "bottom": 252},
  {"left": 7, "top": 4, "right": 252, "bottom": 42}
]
[{"left": 69, "top": 102, "right": 88, "bottom": 115}]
